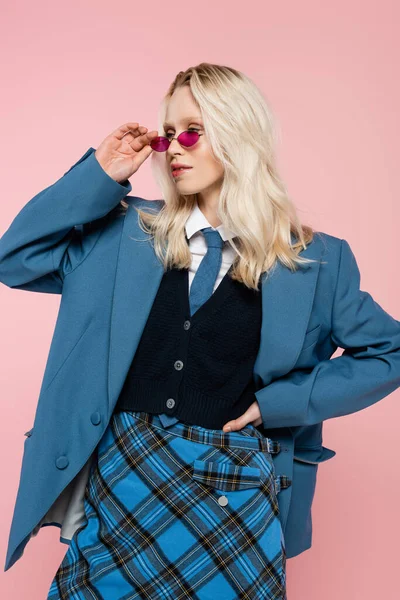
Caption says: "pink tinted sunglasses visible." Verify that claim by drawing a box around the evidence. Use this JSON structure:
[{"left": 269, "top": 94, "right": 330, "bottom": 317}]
[{"left": 150, "top": 129, "right": 203, "bottom": 152}]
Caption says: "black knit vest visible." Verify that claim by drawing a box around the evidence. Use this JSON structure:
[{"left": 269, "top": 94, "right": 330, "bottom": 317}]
[{"left": 114, "top": 264, "right": 263, "bottom": 429}]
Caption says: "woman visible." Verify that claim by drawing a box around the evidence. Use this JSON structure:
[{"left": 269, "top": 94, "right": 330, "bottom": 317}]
[{"left": 2, "top": 63, "right": 400, "bottom": 599}]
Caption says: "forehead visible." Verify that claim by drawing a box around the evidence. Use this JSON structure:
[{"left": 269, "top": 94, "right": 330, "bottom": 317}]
[{"left": 163, "top": 115, "right": 203, "bottom": 128}]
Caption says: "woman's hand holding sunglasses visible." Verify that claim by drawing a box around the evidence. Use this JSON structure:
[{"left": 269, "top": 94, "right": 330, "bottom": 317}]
[{"left": 94, "top": 123, "right": 159, "bottom": 184}]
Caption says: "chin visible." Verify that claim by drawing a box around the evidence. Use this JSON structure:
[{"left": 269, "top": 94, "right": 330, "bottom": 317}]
[{"left": 176, "top": 185, "right": 198, "bottom": 194}]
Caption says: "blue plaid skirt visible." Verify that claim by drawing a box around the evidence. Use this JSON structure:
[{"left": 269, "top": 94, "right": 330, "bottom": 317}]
[{"left": 47, "top": 410, "right": 287, "bottom": 599}]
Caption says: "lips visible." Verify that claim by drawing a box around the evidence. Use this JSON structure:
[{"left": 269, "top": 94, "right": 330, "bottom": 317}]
[
  {"left": 171, "top": 161, "right": 192, "bottom": 170},
  {"left": 171, "top": 166, "right": 192, "bottom": 177}
]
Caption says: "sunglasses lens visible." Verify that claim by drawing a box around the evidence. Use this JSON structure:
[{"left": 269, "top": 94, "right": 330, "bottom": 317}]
[
  {"left": 150, "top": 137, "right": 170, "bottom": 152},
  {"left": 179, "top": 131, "right": 200, "bottom": 147}
]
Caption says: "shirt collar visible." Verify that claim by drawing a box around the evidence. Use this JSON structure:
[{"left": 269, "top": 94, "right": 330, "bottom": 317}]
[{"left": 184, "top": 200, "right": 236, "bottom": 242}]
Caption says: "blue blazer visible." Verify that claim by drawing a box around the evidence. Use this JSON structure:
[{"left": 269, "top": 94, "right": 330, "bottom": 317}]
[{"left": 2, "top": 147, "right": 400, "bottom": 572}]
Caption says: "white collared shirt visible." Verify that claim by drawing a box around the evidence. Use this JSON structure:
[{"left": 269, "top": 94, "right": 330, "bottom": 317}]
[{"left": 184, "top": 201, "right": 237, "bottom": 292}]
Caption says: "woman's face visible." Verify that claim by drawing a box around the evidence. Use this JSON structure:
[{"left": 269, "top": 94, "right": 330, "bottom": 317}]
[{"left": 164, "top": 86, "right": 224, "bottom": 199}]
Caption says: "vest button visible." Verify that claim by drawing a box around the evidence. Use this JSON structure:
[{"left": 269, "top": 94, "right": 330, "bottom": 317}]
[
  {"left": 183, "top": 320, "right": 191, "bottom": 330},
  {"left": 90, "top": 411, "right": 101, "bottom": 426},
  {"left": 166, "top": 398, "right": 175, "bottom": 409},
  {"left": 56, "top": 456, "right": 69, "bottom": 469},
  {"left": 218, "top": 495, "right": 229, "bottom": 506},
  {"left": 174, "top": 360, "right": 184, "bottom": 370}
]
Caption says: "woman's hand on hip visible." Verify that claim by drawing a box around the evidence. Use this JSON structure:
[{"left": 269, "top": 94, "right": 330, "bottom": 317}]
[
  {"left": 95, "top": 122, "right": 159, "bottom": 184},
  {"left": 222, "top": 401, "right": 263, "bottom": 432}
]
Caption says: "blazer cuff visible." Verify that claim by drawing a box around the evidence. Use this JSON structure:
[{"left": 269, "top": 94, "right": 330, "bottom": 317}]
[
  {"left": 255, "top": 375, "right": 309, "bottom": 429},
  {"left": 62, "top": 146, "right": 132, "bottom": 215}
]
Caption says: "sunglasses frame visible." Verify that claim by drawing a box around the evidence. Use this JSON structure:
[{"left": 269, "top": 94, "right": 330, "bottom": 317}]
[{"left": 150, "top": 130, "right": 204, "bottom": 152}]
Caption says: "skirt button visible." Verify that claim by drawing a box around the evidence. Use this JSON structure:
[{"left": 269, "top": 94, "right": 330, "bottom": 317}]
[{"left": 218, "top": 495, "right": 228, "bottom": 506}]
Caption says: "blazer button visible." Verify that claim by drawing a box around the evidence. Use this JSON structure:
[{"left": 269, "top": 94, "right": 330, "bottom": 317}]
[
  {"left": 56, "top": 456, "right": 69, "bottom": 469},
  {"left": 90, "top": 411, "right": 101, "bottom": 426}
]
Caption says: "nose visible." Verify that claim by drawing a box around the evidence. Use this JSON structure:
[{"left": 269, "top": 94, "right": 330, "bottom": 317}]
[
  {"left": 169, "top": 136, "right": 182, "bottom": 149},
  {"left": 167, "top": 137, "right": 184, "bottom": 158}
]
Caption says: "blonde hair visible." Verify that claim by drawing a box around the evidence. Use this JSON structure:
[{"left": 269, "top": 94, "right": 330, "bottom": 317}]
[{"left": 121, "top": 62, "right": 317, "bottom": 290}]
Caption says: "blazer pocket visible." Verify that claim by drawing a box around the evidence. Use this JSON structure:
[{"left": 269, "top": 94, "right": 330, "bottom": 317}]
[
  {"left": 299, "top": 323, "right": 321, "bottom": 353},
  {"left": 294, "top": 445, "right": 336, "bottom": 464}
]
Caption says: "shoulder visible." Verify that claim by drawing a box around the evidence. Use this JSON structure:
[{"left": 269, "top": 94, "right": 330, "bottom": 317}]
[
  {"left": 308, "top": 231, "right": 364, "bottom": 295},
  {"left": 291, "top": 229, "right": 343, "bottom": 264},
  {"left": 310, "top": 230, "right": 349, "bottom": 265},
  {"left": 311, "top": 230, "right": 343, "bottom": 252},
  {"left": 307, "top": 231, "right": 353, "bottom": 283}
]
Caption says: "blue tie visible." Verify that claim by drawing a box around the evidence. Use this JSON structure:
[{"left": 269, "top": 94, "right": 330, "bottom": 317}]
[
  {"left": 189, "top": 227, "right": 224, "bottom": 316},
  {"left": 159, "top": 226, "right": 224, "bottom": 428}
]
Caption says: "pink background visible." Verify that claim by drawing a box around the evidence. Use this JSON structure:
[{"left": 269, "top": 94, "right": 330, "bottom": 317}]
[{"left": 1, "top": 1, "right": 399, "bottom": 597}]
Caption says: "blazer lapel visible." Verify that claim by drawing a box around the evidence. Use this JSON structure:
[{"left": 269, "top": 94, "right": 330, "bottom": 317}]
[
  {"left": 108, "top": 200, "right": 165, "bottom": 410},
  {"left": 253, "top": 233, "right": 325, "bottom": 385},
  {"left": 108, "top": 201, "right": 325, "bottom": 410}
]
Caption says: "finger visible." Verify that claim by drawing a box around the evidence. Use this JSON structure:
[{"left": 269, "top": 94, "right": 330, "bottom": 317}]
[
  {"left": 130, "top": 142, "right": 154, "bottom": 168},
  {"left": 113, "top": 123, "right": 146, "bottom": 140},
  {"left": 127, "top": 130, "right": 159, "bottom": 152},
  {"left": 222, "top": 415, "right": 248, "bottom": 432}
]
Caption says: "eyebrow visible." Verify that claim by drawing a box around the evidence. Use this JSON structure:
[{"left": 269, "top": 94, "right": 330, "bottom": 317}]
[{"left": 163, "top": 116, "right": 203, "bottom": 128}]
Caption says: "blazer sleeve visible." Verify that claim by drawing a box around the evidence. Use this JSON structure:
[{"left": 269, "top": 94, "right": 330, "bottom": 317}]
[
  {"left": 0, "top": 147, "right": 132, "bottom": 294},
  {"left": 255, "top": 238, "right": 400, "bottom": 428}
]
